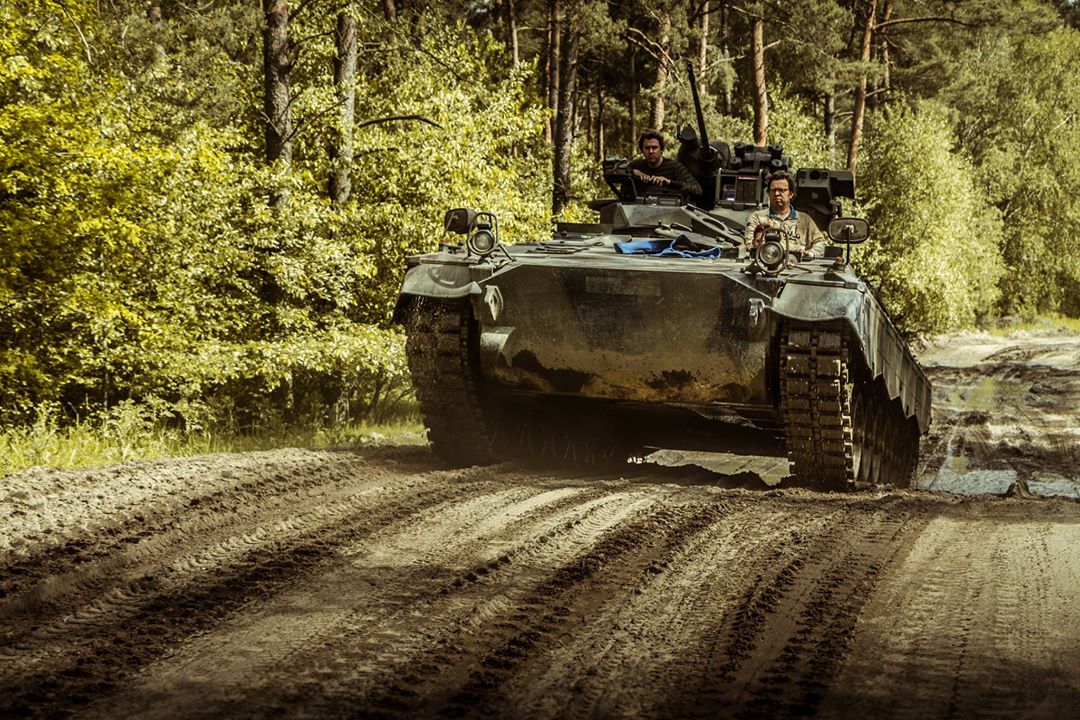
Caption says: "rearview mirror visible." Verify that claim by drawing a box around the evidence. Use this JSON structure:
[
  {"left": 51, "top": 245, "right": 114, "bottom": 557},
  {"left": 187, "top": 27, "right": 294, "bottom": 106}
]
[
  {"left": 443, "top": 208, "right": 478, "bottom": 235},
  {"left": 828, "top": 217, "right": 870, "bottom": 244}
]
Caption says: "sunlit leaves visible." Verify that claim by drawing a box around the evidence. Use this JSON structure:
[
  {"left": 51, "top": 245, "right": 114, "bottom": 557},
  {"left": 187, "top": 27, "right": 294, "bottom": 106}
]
[
  {"left": 857, "top": 101, "right": 1004, "bottom": 333},
  {"left": 1, "top": 4, "right": 547, "bottom": 428},
  {"left": 944, "top": 29, "right": 1080, "bottom": 314}
]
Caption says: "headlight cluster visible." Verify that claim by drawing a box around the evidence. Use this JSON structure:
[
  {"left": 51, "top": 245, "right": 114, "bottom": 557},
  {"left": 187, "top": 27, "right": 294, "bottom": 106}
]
[
  {"left": 467, "top": 225, "right": 499, "bottom": 257},
  {"left": 442, "top": 207, "right": 502, "bottom": 259},
  {"left": 748, "top": 235, "right": 788, "bottom": 276},
  {"left": 757, "top": 240, "right": 785, "bottom": 270}
]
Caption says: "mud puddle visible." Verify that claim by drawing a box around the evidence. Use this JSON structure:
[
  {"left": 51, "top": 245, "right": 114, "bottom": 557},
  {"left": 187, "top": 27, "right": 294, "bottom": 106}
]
[
  {"left": 918, "top": 329, "right": 1080, "bottom": 498},
  {"left": 641, "top": 330, "right": 1080, "bottom": 499}
]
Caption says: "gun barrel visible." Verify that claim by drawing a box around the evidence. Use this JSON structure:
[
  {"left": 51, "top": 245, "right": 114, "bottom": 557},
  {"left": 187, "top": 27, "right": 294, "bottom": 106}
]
[{"left": 686, "top": 62, "right": 715, "bottom": 161}]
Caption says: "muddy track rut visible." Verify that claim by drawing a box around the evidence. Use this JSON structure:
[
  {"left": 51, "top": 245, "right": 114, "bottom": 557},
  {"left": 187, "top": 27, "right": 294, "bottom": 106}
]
[{"left": 3, "top": 331, "right": 1080, "bottom": 719}]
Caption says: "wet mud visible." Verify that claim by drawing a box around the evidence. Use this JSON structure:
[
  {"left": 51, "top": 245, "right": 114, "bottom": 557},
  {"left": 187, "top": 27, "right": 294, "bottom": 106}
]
[
  {"left": 2, "top": 331, "right": 1079, "bottom": 718},
  {"left": 917, "top": 330, "right": 1080, "bottom": 497}
]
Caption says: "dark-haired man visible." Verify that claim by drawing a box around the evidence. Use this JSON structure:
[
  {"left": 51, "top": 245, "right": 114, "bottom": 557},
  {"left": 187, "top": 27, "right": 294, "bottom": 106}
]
[
  {"left": 629, "top": 130, "right": 702, "bottom": 197},
  {"left": 744, "top": 170, "right": 827, "bottom": 257}
]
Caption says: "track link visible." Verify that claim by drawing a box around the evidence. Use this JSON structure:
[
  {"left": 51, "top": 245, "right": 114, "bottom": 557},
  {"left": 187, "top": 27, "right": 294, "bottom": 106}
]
[
  {"left": 405, "top": 299, "right": 496, "bottom": 465},
  {"left": 780, "top": 325, "right": 855, "bottom": 490},
  {"left": 780, "top": 323, "right": 920, "bottom": 490},
  {"left": 404, "top": 298, "right": 635, "bottom": 468}
]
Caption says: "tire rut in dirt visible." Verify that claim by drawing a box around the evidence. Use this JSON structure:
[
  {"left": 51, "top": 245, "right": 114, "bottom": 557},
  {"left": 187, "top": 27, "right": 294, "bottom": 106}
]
[
  {"left": 699, "top": 499, "right": 928, "bottom": 719},
  {"left": 168, "top": 483, "right": 673, "bottom": 719},
  {"left": 0, "top": 450, "right": 422, "bottom": 602},
  {"left": 819, "top": 504, "right": 1080, "bottom": 718},
  {"left": 359, "top": 489, "right": 742, "bottom": 719},
  {"left": 82, "top": 477, "right": 643, "bottom": 720},
  {"left": 493, "top": 498, "right": 802, "bottom": 719},
  {"left": 0, "top": 454, "right": 406, "bottom": 630},
  {"left": 0, "top": 463, "right": 504, "bottom": 720},
  {"left": 219, "top": 490, "right": 935, "bottom": 720},
  {"left": 516, "top": 495, "right": 931, "bottom": 720}
]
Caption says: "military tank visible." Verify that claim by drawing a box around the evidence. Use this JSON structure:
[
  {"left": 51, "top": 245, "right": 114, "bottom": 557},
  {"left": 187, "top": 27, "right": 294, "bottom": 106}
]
[{"left": 393, "top": 70, "right": 931, "bottom": 491}]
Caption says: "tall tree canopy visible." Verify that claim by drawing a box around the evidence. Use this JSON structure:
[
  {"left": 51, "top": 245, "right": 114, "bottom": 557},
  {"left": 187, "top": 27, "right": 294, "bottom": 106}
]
[{"left": 2, "top": 0, "right": 1080, "bottom": 430}]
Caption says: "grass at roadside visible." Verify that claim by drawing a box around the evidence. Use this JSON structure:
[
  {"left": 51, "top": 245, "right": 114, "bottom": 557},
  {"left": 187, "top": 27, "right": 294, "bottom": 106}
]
[
  {"left": 1, "top": 410, "right": 425, "bottom": 478},
  {"left": 983, "top": 314, "right": 1080, "bottom": 335}
]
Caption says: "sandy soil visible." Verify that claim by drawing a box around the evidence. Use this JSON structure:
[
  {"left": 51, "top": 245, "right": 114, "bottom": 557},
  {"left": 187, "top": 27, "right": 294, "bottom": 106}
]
[{"left": 2, "top": 330, "right": 1079, "bottom": 719}]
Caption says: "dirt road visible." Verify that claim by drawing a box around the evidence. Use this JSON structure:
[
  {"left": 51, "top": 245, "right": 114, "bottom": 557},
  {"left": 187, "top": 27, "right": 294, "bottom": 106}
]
[{"left": 2, "top": 330, "right": 1079, "bottom": 718}]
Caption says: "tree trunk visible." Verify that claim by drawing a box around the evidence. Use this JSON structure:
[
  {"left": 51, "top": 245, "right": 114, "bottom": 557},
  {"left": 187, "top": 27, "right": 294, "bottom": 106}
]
[
  {"left": 263, "top": 0, "right": 292, "bottom": 205},
  {"left": 507, "top": 0, "right": 520, "bottom": 66},
  {"left": 539, "top": 4, "right": 551, "bottom": 138},
  {"left": 866, "top": 11, "right": 879, "bottom": 108},
  {"left": 596, "top": 86, "right": 605, "bottom": 161},
  {"left": 147, "top": 2, "right": 166, "bottom": 65},
  {"left": 584, "top": 89, "right": 594, "bottom": 160},
  {"left": 648, "top": 10, "right": 671, "bottom": 131},
  {"left": 699, "top": 0, "right": 709, "bottom": 76},
  {"left": 628, "top": 45, "right": 638, "bottom": 151},
  {"left": 824, "top": 92, "right": 836, "bottom": 164},
  {"left": 382, "top": 0, "right": 396, "bottom": 22},
  {"left": 552, "top": 27, "right": 581, "bottom": 214},
  {"left": 847, "top": 0, "right": 878, "bottom": 177},
  {"left": 721, "top": 2, "right": 731, "bottom": 115},
  {"left": 751, "top": 15, "right": 767, "bottom": 146},
  {"left": 328, "top": 12, "right": 356, "bottom": 206},
  {"left": 880, "top": 0, "right": 894, "bottom": 100},
  {"left": 544, "top": 0, "right": 561, "bottom": 144}
]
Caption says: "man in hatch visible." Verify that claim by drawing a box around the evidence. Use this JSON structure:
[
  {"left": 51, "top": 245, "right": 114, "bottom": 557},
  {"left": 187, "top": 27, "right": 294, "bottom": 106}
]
[
  {"left": 744, "top": 170, "right": 827, "bottom": 258},
  {"left": 629, "top": 130, "right": 702, "bottom": 198}
]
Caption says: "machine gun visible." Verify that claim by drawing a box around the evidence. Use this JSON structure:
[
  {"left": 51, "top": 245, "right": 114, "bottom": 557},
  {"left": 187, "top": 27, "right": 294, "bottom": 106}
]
[
  {"left": 674, "top": 64, "right": 855, "bottom": 229},
  {"left": 672, "top": 62, "right": 723, "bottom": 206},
  {"left": 675, "top": 61, "right": 792, "bottom": 211}
]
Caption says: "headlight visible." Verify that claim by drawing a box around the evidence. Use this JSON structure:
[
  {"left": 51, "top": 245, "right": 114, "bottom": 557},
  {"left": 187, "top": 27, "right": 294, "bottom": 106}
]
[
  {"left": 757, "top": 240, "right": 786, "bottom": 269},
  {"left": 467, "top": 228, "right": 498, "bottom": 257}
]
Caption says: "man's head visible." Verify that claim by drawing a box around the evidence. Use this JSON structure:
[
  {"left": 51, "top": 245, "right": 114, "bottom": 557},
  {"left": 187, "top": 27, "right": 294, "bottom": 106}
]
[
  {"left": 765, "top": 170, "right": 796, "bottom": 214},
  {"left": 638, "top": 130, "right": 665, "bottom": 168}
]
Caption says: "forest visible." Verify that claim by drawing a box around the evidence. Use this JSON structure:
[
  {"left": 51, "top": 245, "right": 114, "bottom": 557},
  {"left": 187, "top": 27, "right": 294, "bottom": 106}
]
[{"left": 2, "top": 0, "right": 1080, "bottom": 440}]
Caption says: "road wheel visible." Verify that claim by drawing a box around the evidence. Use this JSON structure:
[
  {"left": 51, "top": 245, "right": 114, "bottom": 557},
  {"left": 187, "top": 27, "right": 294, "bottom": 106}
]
[{"left": 852, "top": 386, "right": 874, "bottom": 489}]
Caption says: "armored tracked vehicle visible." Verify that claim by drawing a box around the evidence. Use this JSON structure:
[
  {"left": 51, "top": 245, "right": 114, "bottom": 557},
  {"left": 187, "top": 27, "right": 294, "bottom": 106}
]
[{"left": 394, "top": 72, "right": 930, "bottom": 491}]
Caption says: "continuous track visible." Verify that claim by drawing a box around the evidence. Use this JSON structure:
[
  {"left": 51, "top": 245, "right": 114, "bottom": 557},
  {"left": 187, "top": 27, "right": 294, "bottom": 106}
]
[
  {"left": 405, "top": 298, "right": 495, "bottom": 465},
  {"left": 406, "top": 301, "right": 919, "bottom": 488},
  {"left": 405, "top": 299, "right": 633, "bottom": 467},
  {"left": 780, "top": 323, "right": 920, "bottom": 490}
]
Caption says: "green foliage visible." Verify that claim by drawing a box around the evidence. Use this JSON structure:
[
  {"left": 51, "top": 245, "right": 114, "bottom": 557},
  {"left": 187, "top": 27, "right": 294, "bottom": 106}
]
[
  {"left": 0, "top": 402, "right": 189, "bottom": 475},
  {"left": 889, "top": 0, "right": 1061, "bottom": 101},
  {"left": 144, "top": 325, "right": 411, "bottom": 432},
  {"left": 763, "top": 87, "right": 833, "bottom": 168},
  {"left": 292, "top": 15, "right": 553, "bottom": 297},
  {"left": 764, "top": 0, "right": 860, "bottom": 98},
  {"left": 857, "top": 102, "right": 1004, "bottom": 333},
  {"left": 1, "top": 4, "right": 539, "bottom": 433},
  {"left": 943, "top": 29, "right": 1080, "bottom": 314},
  {"left": 5, "top": 0, "right": 1080, "bottom": 454}
]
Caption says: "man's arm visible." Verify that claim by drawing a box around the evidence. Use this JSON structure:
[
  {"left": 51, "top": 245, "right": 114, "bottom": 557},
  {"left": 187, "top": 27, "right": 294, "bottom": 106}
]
[
  {"left": 744, "top": 211, "right": 764, "bottom": 249},
  {"left": 801, "top": 215, "right": 828, "bottom": 256}
]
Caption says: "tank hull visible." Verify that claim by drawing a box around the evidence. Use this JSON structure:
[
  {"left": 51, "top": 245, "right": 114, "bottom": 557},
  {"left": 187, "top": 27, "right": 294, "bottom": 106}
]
[
  {"left": 396, "top": 201, "right": 932, "bottom": 490},
  {"left": 473, "top": 258, "right": 776, "bottom": 413}
]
